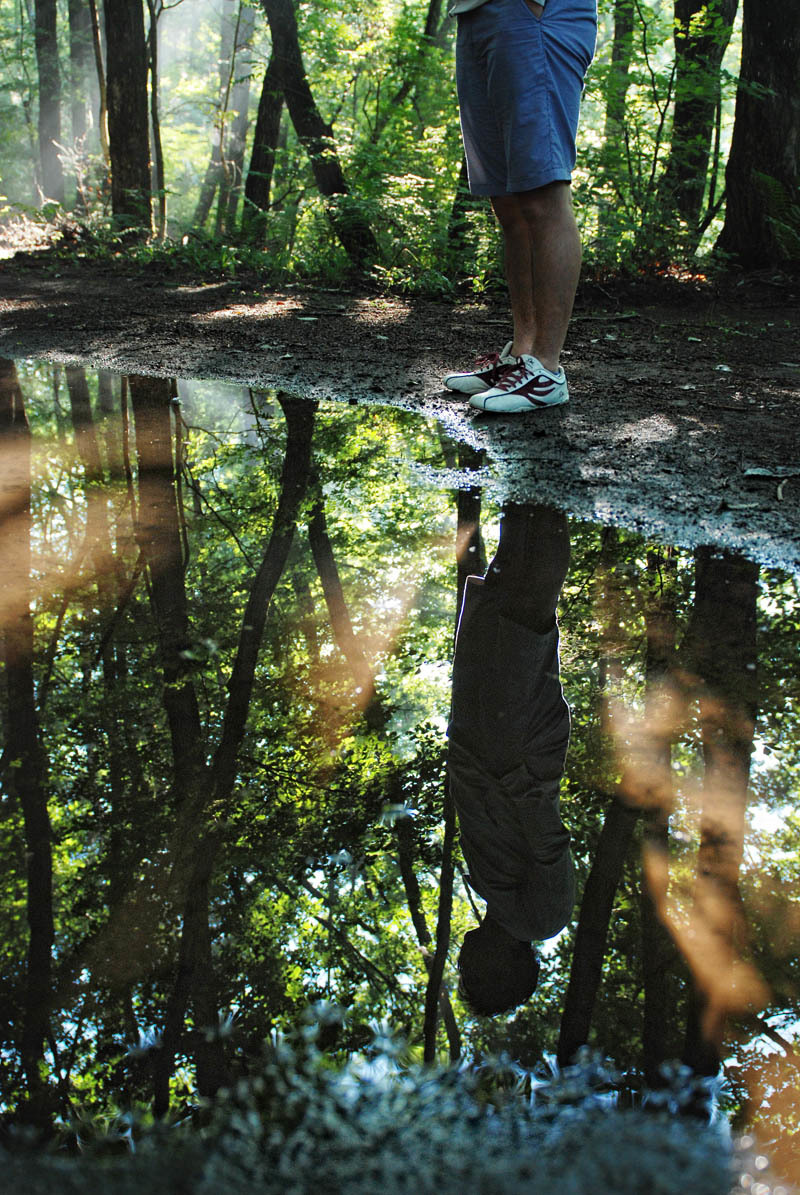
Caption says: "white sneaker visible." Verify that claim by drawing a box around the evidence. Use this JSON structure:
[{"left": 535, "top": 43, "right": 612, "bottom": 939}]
[
  {"left": 444, "top": 341, "right": 516, "bottom": 395},
  {"left": 469, "top": 354, "right": 569, "bottom": 412}
]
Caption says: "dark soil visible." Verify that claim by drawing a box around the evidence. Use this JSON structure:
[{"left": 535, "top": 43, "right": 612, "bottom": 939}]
[{"left": 1, "top": 254, "right": 798, "bottom": 571}]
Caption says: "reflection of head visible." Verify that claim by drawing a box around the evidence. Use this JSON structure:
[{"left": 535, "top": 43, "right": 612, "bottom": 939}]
[{"left": 457, "top": 917, "right": 540, "bottom": 1016}]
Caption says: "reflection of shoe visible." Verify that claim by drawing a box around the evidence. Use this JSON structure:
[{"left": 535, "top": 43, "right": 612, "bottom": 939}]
[
  {"left": 470, "top": 355, "right": 569, "bottom": 412},
  {"left": 444, "top": 341, "right": 516, "bottom": 395}
]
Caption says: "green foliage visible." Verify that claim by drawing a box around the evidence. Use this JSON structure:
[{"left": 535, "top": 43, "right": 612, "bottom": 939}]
[{"left": 0, "top": 0, "right": 751, "bottom": 282}]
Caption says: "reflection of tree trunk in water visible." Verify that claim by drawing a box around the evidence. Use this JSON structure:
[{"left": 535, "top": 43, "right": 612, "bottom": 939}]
[
  {"left": 306, "top": 483, "right": 460, "bottom": 1057},
  {"left": 307, "top": 484, "right": 388, "bottom": 732},
  {"left": 65, "top": 366, "right": 116, "bottom": 585},
  {"left": 635, "top": 549, "right": 685, "bottom": 1084},
  {"left": 0, "top": 360, "right": 54, "bottom": 1122},
  {"left": 149, "top": 393, "right": 316, "bottom": 1113},
  {"left": 558, "top": 530, "right": 640, "bottom": 1066},
  {"left": 423, "top": 784, "right": 457, "bottom": 1063},
  {"left": 128, "top": 375, "right": 216, "bottom": 1112},
  {"left": 681, "top": 547, "right": 760, "bottom": 1076},
  {"left": 396, "top": 818, "right": 461, "bottom": 1061}
]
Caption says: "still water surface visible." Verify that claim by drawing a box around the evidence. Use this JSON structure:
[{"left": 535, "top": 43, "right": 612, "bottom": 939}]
[{"left": 1, "top": 359, "right": 799, "bottom": 1183}]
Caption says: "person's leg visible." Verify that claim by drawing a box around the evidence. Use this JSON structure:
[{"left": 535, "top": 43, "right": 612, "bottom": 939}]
[
  {"left": 492, "top": 183, "right": 581, "bottom": 372},
  {"left": 491, "top": 194, "right": 536, "bottom": 359},
  {"left": 518, "top": 181, "right": 582, "bottom": 373},
  {"left": 483, "top": 502, "right": 571, "bottom": 632}
]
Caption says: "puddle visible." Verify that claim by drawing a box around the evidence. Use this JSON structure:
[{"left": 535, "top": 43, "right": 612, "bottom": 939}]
[{"left": 1, "top": 359, "right": 799, "bottom": 1186}]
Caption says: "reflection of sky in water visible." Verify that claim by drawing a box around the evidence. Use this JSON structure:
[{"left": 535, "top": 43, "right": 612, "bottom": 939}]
[{"left": 2, "top": 358, "right": 800, "bottom": 1186}]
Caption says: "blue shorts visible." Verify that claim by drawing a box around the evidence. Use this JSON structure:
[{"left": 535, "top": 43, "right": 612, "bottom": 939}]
[{"left": 456, "top": 0, "right": 597, "bottom": 196}]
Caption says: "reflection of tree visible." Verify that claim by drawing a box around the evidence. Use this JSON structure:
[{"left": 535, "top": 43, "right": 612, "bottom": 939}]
[
  {"left": 0, "top": 360, "right": 54, "bottom": 1122},
  {"left": 129, "top": 379, "right": 318, "bottom": 1111},
  {"left": 558, "top": 530, "right": 640, "bottom": 1066},
  {"left": 680, "top": 547, "right": 762, "bottom": 1075}
]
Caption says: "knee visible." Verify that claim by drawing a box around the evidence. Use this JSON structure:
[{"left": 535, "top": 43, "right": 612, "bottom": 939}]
[
  {"left": 517, "top": 181, "right": 573, "bottom": 228},
  {"left": 491, "top": 194, "right": 526, "bottom": 235}
]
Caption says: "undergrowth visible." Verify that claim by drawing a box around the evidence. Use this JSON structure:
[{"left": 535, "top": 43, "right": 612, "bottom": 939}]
[{"left": 1, "top": 1007, "right": 762, "bottom": 1195}]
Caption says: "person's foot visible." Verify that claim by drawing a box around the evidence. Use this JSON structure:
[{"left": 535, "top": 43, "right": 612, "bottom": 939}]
[
  {"left": 444, "top": 341, "right": 516, "bottom": 395},
  {"left": 469, "top": 354, "right": 568, "bottom": 412}
]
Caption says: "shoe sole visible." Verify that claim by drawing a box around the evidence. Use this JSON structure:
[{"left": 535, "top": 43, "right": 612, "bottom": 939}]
[
  {"left": 469, "top": 392, "right": 568, "bottom": 413},
  {"left": 444, "top": 375, "right": 498, "bottom": 395}
]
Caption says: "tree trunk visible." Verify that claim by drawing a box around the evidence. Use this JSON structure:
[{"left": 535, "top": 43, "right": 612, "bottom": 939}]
[
  {"left": 192, "top": 3, "right": 238, "bottom": 230},
  {"left": 241, "top": 52, "right": 284, "bottom": 243},
  {"left": 67, "top": 0, "right": 93, "bottom": 148},
  {"left": 87, "top": 0, "right": 110, "bottom": 171},
  {"left": 145, "top": 0, "right": 167, "bottom": 239},
  {"left": 216, "top": 1, "right": 256, "bottom": 236},
  {"left": 104, "top": 0, "right": 152, "bottom": 230},
  {"left": 717, "top": 0, "right": 800, "bottom": 265},
  {"left": 0, "top": 360, "right": 54, "bottom": 1123},
  {"left": 658, "top": 0, "right": 738, "bottom": 230},
  {"left": 259, "top": 0, "right": 379, "bottom": 271},
  {"left": 33, "top": 0, "right": 65, "bottom": 202}
]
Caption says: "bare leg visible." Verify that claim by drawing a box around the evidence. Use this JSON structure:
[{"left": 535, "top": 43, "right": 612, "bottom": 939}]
[
  {"left": 491, "top": 195, "right": 536, "bottom": 358},
  {"left": 492, "top": 182, "right": 582, "bottom": 372}
]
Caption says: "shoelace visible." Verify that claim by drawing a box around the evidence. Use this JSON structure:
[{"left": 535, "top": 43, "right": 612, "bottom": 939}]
[
  {"left": 493, "top": 360, "right": 532, "bottom": 390},
  {"left": 474, "top": 350, "right": 502, "bottom": 369}
]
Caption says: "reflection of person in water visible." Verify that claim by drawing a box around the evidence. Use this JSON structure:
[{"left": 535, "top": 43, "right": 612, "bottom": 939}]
[{"left": 448, "top": 503, "right": 573, "bottom": 1015}]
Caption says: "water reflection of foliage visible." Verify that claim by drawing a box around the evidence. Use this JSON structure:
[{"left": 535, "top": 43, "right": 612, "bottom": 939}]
[{"left": 2, "top": 361, "right": 800, "bottom": 1185}]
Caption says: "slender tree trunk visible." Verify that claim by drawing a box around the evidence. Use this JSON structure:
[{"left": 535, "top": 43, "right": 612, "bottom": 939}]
[
  {"left": 145, "top": 0, "right": 167, "bottom": 239},
  {"left": 259, "top": 0, "right": 379, "bottom": 270},
  {"left": 33, "top": 0, "right": 65, "bottom": 202},
  {"left": 193, "top": 3, "right": 237, "bottom": 230},
  {"left": 596, "top": 0, "right": 634, "bottom": 235},
  {"left": 717, "top": 0, "right": 800, "bottom": 265},
  {"left": 217, "top": 1, "right": 256, "bottom": 236},
  {"left": 0, "top": 360, "right": 54, "bottom": 1123},
  {"left": 67, "top": 0, "right": 93, "bottom": 155},
  {"left": 104, "top": 0, "right": 152, "bottom": 230},
  {"left": 445, "top": 156, "right": 473, "bottom": 271},
  {"left": 87, "top": 0, "right": 110, "bottom": 171},
  {"left": 241, "top": 52, "right": 284, "bottom": 243},
  {"left": 658, "top": 0, "right": 738, "bottom": 231}
]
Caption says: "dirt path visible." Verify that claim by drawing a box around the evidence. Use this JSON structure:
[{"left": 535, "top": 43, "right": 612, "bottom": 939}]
[{"left": 1, "top": 260, "right": 798, "bottom": 571}]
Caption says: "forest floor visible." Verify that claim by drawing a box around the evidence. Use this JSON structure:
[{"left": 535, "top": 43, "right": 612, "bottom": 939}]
[{"left": 1, "top": 253, "right": 798, "bottom": 571}]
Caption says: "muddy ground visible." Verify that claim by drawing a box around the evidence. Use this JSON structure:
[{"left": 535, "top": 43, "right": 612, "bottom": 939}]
[{"left": 1, "top": 256, "right": 798, "bottom": 572}]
